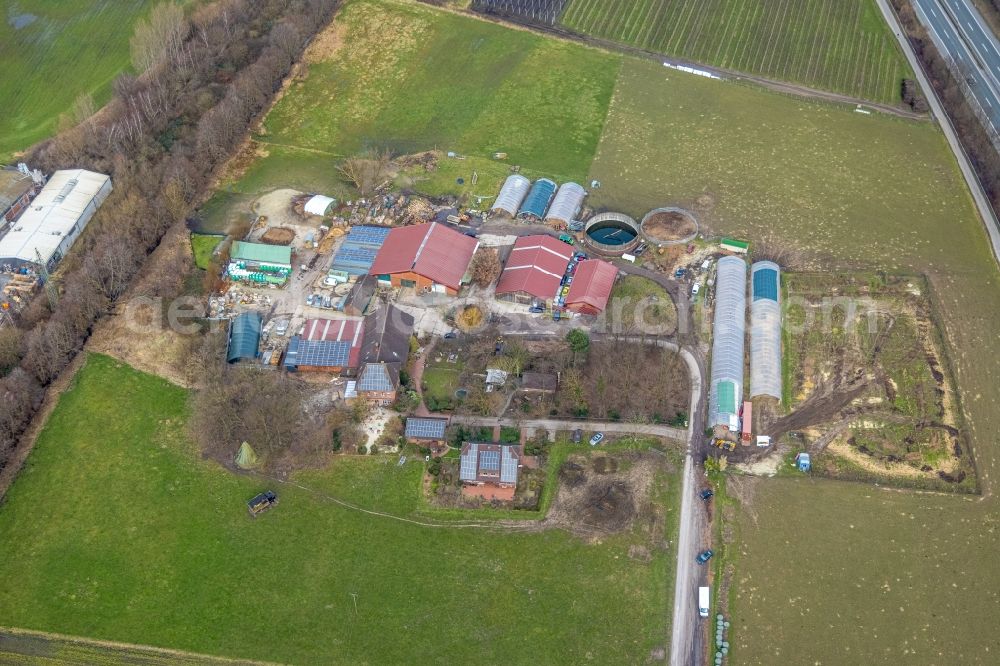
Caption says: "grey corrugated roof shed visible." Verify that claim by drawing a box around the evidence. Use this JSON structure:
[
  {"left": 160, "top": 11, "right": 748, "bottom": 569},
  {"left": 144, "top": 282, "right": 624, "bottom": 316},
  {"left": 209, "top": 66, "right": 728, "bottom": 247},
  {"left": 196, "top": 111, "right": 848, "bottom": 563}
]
[{"left": 227, "top": 312, "right": 262, "bottom": 363}]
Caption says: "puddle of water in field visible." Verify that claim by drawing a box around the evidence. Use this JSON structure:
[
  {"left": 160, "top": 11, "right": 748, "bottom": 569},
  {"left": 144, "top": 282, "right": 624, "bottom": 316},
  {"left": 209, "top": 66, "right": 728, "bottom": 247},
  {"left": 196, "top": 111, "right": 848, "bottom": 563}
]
[{"left": 9, "top": 13, "right": 37, "bottom": 30}]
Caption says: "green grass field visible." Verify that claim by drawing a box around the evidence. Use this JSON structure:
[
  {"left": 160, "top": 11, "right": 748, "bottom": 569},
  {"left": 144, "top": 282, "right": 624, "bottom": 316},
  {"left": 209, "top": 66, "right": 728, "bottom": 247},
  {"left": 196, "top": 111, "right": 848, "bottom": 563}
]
[
  {"left": 421, "top": 366, "right": 460, "bottom": 408},
  {"left": 189, "top": 234, "right": 222, "bottom": 270},
  {"left": 607, "top": 275, "right": 677, "bottom": 334},
  {"left": 240, "top": 0, "right": 619, "bottom": 198},
  {"left": 559, "top": 0, "right": 910, "bottom": 104},
  {"left": 0, "top": 354, "right": 679, "bottom": 664},
  {"left": 0, "top": 0, "right": 158, "bottom": 159},
  {"left": 584, "top": 60, "right": 1000, "bottom": 663},
  {"left": 728, "top": 478, "right": 998, "bottom": 664}
]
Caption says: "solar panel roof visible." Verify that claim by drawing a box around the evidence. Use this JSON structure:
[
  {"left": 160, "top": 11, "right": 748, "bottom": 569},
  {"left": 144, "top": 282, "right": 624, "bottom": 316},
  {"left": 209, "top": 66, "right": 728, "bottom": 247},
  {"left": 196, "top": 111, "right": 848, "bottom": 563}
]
[
  {"left": 459, "top": 443, "right": 479, "bottom": 481},
  {"left": 405, "top": 417, "right": 448, "bottom": 440},
  {"left": 480, "top": 450, "right": 501, "bottom": 471},
  {"left": 331, "top": 226, "right": 391, "bottom": 275},
  {"left": 358, "top": 363, "right": 395, "bottom": 392},
  {"left": 500, "top": 447, "right": 519, "bottom": 484},
  {"left": 290, "top": 339, "right": 351, "bottom": 367}
]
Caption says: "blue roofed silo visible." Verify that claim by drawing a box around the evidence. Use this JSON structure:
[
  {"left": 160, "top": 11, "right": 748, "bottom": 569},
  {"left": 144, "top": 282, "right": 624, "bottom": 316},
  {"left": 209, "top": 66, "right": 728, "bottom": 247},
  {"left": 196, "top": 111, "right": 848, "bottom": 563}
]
[{"left": 517, "top": 178, "right": 557, "bottom": 221}]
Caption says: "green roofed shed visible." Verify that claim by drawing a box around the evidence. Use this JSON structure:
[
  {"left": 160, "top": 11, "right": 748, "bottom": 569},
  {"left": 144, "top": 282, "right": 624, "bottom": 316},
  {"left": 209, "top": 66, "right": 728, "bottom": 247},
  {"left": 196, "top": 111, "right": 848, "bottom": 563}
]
[
  {"left": 720, "top": 238, "right": 749, "bottom": 254},
  {"left": 230, "top": 241, "right": 292, "bottom": 267}
]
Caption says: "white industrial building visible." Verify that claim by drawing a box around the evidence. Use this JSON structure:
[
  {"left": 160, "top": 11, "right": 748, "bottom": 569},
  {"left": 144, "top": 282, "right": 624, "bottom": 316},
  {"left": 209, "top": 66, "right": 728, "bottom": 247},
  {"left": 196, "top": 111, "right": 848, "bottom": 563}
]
[
  {"left": 0, "top": 169, "right": 112, "bottom": 271},
  {"left": 708, "top": 256, "right": 747, "bottom": 429}
]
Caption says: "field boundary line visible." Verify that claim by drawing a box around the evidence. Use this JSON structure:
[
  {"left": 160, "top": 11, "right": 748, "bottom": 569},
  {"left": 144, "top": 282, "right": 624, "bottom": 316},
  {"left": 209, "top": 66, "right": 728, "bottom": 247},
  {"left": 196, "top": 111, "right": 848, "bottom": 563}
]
[{"left": 0, "top": 626, "right": 286, "bottom": 665}]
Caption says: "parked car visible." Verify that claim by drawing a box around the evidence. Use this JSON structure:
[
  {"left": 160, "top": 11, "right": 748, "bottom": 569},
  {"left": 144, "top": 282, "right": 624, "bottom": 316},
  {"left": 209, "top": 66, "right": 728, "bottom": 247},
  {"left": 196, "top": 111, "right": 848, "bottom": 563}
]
[
  {"left": 573, "top": 251, "right": 588, "bottom": 260},
  {"left": 674, "top": 268, "right": 687, "bottom": 278},
  {"left": 444, "top": 330, "right": 457, "bottom": 339},
  {"left": 589, "top": 432, "right": 605, "bottom": 446},
  {"left": 696, "top": 549, "right": 714, "bottom": 565},
  {"left": 305, "top": 294, "right": 315, "bottom": 306},
  {"left": 322, "top": 295, "right": 332, "bottom": 309},
  {"left": 558, "top": 233, "right": 575, "bottom": 245},
  {"left": 634, "top": 243, "right": 648, "bottom": 256},
  {"left": 691, "top": 283, "right": 700, "bottom": 297},
  {"left": 572, "top": 429, "right": 582, "bottom": 444},
  {"left": 700, "top": 489, "right": 714, "bottom": 501},
  {"left": 528, "top": 306, "right": 545, "bottom": 314}
]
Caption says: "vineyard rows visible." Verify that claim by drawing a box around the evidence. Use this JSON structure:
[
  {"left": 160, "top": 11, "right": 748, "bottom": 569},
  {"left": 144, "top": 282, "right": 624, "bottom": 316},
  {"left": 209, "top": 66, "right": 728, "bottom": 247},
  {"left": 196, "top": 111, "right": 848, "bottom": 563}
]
[{"left": 559, "top": 0, "right": 910, "bottom": 104}]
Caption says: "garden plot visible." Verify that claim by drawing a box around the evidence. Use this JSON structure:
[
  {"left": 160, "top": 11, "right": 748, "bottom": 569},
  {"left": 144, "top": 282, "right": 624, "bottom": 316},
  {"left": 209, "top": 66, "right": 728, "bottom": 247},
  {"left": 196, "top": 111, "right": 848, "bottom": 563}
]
[{"left": 767, "top": 272, "right": 973, "bottom": 491}]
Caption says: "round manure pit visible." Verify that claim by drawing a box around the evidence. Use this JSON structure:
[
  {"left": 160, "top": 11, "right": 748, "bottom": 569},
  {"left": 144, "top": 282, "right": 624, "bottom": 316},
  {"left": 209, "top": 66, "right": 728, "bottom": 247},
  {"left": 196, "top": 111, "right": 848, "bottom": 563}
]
[
  {"left": 584, "top": 212, "right": 640, "bottom": 254},
  {"left": 640, "top": 207, "right": 698, "bottom": 246}
]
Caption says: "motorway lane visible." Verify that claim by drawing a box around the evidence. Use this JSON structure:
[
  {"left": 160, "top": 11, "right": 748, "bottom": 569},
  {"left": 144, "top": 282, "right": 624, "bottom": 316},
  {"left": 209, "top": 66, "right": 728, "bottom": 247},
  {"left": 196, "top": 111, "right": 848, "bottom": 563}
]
[
  {"left": 913, "top": 0, "right": 1000, "bottom": 132},
  {"left": 942, "top": 0, "right": 1000, "bottom": 81}
]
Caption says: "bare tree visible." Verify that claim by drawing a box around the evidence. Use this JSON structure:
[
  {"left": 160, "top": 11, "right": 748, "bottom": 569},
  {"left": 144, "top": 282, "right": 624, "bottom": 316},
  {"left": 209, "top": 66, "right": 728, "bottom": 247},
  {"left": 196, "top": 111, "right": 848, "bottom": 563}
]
[
  {"left": 190, "top": 366, "right": 327, "bottom": 466},
  {"left": 0, "top": 328, "right": 23, "bottom": 374},
  {"left": 338, "top": 150, "right": 394, "bottom": 196},
  {"left": 72, "top": 92, "right": 97, "bottom": 126},
  {"left": 469, "top": 248, "right": 501, "bottom": 287},
  {"left": 130, "top": 2, "right": 188, "bottom": 73}
]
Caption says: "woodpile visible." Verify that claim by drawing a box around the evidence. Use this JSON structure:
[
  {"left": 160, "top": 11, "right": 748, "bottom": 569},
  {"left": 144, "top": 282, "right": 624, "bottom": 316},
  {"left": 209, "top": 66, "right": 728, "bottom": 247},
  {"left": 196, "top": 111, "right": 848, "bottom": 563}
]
[{"left": 402, "top": 196, "right": 435, "bottom": 224}]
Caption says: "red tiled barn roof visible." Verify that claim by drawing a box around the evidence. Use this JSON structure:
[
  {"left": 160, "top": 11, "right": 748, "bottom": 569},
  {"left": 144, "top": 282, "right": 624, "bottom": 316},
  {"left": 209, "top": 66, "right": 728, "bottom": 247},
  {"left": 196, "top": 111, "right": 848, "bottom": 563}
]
[
  {"left": 369, "top": 222, "right": 478, "bottom": 291},
  {"left": 565, "top": 259, "right": 618, "bottom": 314},
  {"left": 495, "top": 235, "right": 573, "bottom": 300}
]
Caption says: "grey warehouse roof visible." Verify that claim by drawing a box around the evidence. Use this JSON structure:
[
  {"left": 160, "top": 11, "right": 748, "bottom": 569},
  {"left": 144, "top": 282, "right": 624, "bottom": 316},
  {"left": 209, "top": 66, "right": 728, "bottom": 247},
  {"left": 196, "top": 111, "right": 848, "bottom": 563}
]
[
  {"left": 750, "top": 261, "right": 782, "bottom": 400},
  {"left": 0, "top": 169, "right": 111, "bottom": 267},
  {"left": 708, "top": 256, "right": 747, "bottom": 427},
  {"left": 491, "top": 174, "right": 530, "bottom": 216}
]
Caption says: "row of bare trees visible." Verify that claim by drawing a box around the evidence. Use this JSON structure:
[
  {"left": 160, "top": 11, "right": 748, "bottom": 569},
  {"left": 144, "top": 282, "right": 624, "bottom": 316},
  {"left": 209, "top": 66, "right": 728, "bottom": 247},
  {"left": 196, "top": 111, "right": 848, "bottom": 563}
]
[{"left": 0, "top": 0, "right": 341, "bottom": 470}]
